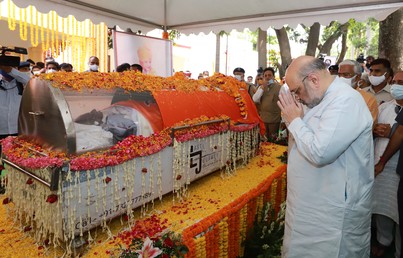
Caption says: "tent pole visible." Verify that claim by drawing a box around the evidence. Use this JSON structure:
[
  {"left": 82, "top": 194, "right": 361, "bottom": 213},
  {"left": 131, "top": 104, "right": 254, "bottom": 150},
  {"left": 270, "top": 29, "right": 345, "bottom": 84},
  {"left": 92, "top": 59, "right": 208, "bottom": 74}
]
[{"left": 162, "top": 0, "right": 168, "bottom": 39}]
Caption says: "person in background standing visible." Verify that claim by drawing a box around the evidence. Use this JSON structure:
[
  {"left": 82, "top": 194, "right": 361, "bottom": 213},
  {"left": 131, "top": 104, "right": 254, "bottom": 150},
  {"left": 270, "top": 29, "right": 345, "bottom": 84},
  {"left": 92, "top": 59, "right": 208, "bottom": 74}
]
[
  {"left": 233, "top": 67, "right": 256, "bottom": 99},
  {"left": 60, "top": 63, "right": 73, "bottom": 72},
  {"left": 45, "top": 61, "right": 60, "bottom": 73},
  {"left": 116, "top": 63, "right": 131, "bottom": 72},
  {"left": 252, "top": 67, "right": 281, "bottom": 140},
  {"left": 328, "top": 64, "right": 339, "bottom": 76},
  {"left": 130, "top": 64, "right": 143, "bottom": 73},
  {"left": 363, "top": 58, "right": 393, "bottom": 105},
  {"left": 0, "top": 62, "right": 31, "bottom": 139},
  {"left": 17, "top": 62, "right": 32, "bottom": 77},
  {"left": 338, "top": 59, "right": 378, "bottom": 124},
  {"left": 86, "top": 56, "right": 99, "bottom": 72},
  {"left": 373, "top": 71, "right": 403, "bottom": 258},
  {"left": 370, "top": 71, "right": 403, "bottom": 258},
  {"left": 31, "top": 65, "right": 42, "bottom": 75}
]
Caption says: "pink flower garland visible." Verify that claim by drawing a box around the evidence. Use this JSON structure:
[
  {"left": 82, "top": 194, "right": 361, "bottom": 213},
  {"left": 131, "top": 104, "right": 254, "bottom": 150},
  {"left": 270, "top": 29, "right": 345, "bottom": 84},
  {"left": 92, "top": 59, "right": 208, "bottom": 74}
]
[{"left": 1, "top": 122, "right": 259, "bottom": 171}]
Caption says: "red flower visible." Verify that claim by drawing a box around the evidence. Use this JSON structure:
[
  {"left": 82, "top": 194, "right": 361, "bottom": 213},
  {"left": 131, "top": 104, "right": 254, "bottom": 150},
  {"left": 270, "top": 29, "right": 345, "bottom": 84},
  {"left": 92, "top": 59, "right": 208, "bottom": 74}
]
[
  {"left": 26, "top": 178, "right": 34, "bottom": 185},
  {"left": 176, "top": 175, "right": 182, "bottom": 180},
  {"left": 46, "top": 194, "right": 58, "bottom": 203},
  {"left": 24, "top": 226, "right": 32, "bottom": 232},
  {"left": 104, "top": 176, "right": 112, "bottom": 184},
  {"left": 0, "top": 164, "right": 4, "bottom": 171},
  {"left": 2, "top": 197, "right": 10, "bottom": 205},
  {"left": 142, "top": 168, "right": 148, "bottom": 173},
  {"left": 161, "top": 254, "right": 169, "bottom": 258},
  {"left": 163, "top": 237, "right": 174, "bottom": 248}
]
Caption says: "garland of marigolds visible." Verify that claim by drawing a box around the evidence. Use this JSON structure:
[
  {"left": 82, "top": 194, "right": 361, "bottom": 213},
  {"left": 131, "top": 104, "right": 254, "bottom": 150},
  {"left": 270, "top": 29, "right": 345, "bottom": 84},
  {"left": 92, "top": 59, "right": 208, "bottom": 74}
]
[{"left": 39, "top": 71, "right": 249, "bottom": 118}]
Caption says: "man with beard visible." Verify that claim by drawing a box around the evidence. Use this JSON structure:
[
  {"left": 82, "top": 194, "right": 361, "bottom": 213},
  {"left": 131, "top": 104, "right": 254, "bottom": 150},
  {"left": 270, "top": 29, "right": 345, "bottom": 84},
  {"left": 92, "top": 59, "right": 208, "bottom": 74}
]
[{"left": 277, "top": 56, "right": 374, "bottom": 257}]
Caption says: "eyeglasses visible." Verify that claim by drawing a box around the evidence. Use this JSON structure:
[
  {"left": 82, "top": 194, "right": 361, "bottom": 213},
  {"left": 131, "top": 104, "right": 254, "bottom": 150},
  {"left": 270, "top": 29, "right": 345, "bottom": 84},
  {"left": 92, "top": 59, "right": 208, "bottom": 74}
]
[{"left": 290, "top": 75, "right": 307, "bottom": 99}]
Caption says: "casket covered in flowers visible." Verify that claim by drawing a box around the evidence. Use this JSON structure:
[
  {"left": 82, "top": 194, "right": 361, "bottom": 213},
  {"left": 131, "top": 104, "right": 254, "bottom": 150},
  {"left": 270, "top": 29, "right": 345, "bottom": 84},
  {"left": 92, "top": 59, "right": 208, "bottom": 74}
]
[{"left": 0, "top": 71, "right": 263, "bottom": 246}]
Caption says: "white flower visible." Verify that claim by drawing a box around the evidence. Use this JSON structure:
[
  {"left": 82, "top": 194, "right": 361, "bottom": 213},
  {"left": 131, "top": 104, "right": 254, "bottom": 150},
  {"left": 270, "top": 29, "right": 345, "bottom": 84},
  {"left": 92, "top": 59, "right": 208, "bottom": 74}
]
[{"left": 135, "top": 237, "right": 163, "bottom": 258}]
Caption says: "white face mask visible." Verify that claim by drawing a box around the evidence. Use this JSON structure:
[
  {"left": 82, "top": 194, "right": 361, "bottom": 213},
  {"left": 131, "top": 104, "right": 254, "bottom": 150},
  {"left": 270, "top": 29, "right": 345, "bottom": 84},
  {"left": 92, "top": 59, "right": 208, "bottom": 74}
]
[
  {"left": 89, "top": 64, "right": 99, "bottom": 71},
  {"left": 46, "top": 69, "right": 57, "bottom": 74},
  {"left": 234, "top": 75, "right": 242, "bottom": 81},
  {"left": 390, "top": 84, "right": 403, "bottom": 100},
  {"left": 338, "top": 75, "right": 357, "bottom": 88},
  {"left": 369, "top": 73, "right": 386, "bottom": 86},
  {"left": 22, "top": 71, "right": 33, "bottom": 77},
  {"left": 33, "top": 71, "right": 41, "bottom": 75}
]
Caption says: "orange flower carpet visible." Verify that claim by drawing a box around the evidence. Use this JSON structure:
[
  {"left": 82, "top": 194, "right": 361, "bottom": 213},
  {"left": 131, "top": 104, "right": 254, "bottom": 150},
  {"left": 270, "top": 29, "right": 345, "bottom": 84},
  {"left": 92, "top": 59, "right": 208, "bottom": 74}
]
[{"left": 0, "top": 143, "right": 287, "bottom": 257}]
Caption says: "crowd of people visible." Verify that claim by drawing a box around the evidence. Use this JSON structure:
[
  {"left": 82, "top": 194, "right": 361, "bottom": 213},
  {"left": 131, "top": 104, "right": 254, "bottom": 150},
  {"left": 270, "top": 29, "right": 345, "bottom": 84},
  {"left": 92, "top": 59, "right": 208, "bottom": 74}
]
[{"left": 1, "top": 52, "right": 403, "bottom": 257}]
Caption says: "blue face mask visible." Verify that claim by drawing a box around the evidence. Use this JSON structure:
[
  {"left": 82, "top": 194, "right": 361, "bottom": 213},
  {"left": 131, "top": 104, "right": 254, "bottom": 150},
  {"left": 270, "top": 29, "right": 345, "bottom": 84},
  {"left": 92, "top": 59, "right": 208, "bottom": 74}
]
[
  {"left": 390, "top": 84, "right": 403, "bottom": 100},
  {"left": 268, "top": 79, "right": 274, "bottom": 85}
]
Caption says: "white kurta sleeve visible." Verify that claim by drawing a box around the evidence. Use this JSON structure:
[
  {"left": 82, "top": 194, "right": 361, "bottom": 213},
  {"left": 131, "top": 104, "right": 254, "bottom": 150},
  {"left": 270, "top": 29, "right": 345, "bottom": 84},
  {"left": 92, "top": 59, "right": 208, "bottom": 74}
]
[
  {"left": 252, "top": 87, "right": 263, "bottom": 103},
  {"left": 287, "top": 93, "right": 372, "bottom": 166}
]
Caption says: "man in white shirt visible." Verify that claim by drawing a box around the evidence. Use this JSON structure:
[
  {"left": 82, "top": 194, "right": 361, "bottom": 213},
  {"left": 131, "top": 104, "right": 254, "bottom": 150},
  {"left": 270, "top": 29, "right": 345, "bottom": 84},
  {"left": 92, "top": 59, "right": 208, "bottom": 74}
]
[
  {"left": 277, "top": 56, "right": 374, "bottom": 257},
  {"left": 362, "top": 58, "right": 393, "bottom": 105},
  {"left": 0, "top": 63, "right": 31, "bottom": 139}
]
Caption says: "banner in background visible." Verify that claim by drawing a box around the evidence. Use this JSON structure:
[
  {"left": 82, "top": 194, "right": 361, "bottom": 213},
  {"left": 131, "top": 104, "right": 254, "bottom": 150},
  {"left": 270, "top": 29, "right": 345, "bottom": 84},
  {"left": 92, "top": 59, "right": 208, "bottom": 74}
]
[{"left": 113, "top": 31, "right": 173, "bottom": 77}]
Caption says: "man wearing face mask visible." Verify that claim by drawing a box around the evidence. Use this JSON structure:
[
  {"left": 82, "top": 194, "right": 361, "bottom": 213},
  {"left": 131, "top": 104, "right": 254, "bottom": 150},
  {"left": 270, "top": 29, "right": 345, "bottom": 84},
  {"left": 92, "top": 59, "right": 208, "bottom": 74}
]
[
  {"left": 45, "top": 61, "right": 60, "bottom": 73},
  {"left": 0, "top": 60, "right": 31, "bottom": 140},
  {"left": 233, "top": 67, "right": 256, "bottom": 99},
  {"left": 252, "top": 67, "right": 281, "bottom": 140},
  {"left": 86, "top": 56, "right": 100, "bottom": 72},
  {"left": 370, "top": 71, "right": 403, "bottom": 258},
  {"left": 363, "top": 58, "right": 393, "bottom": 105},
  {"left": 338, "top": 59, "right": 378, "bottom": 124},
  {"left": 17, "top": 62, "right": 32, "bottom": 77}
]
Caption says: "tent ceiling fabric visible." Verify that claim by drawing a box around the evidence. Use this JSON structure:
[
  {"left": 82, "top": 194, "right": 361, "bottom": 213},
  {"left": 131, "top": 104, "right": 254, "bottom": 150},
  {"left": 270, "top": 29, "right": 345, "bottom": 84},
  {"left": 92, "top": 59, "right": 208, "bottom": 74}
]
[{"left": 11, "top": 0, "right": 403, "bottom": 34}]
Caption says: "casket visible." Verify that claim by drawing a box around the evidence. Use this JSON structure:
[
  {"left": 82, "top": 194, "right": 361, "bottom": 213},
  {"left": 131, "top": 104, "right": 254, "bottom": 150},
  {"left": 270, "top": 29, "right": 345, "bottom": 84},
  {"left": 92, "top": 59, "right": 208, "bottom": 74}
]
[{"left": 0, "top": 72, "right": 263, "bottom": 246}]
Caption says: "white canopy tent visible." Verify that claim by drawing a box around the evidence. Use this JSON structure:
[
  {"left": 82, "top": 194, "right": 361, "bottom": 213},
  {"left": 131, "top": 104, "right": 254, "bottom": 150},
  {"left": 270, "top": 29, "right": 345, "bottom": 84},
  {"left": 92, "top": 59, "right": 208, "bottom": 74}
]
[{"left": 9, "top": 0, "right": 403, "bottom": 34}]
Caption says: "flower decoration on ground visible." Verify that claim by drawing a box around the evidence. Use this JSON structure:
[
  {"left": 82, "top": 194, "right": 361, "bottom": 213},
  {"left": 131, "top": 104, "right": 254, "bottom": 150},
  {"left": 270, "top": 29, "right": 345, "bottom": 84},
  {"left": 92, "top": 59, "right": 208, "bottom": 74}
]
[
  {"left": 134, "top": 237, "right": 162, "bottom": 258},
  {"left": 117, "top": 215, "right": 189, "bottom": 258},
  {"left": 243, "top": 201, "right": 286, "bottom": 257}
]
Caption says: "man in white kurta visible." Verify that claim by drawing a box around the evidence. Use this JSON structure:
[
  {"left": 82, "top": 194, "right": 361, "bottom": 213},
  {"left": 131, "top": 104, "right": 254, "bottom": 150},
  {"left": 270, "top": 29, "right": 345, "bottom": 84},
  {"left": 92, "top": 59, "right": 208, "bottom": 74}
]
[{"left": 277, "top": 56, "right": 374, "bottom": 258}]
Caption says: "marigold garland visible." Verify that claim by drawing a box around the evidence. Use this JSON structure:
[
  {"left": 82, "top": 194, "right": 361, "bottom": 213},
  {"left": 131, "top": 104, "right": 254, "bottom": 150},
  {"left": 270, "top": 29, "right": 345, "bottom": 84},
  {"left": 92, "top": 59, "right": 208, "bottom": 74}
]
[
  {"left": 19, "top": 7, "right": 27, "bottom": 41},
  {"left": 7, "top": 0, "right": 16, "bottom": 31},
  {"left": 180, "top": 163, "right": 287, "bottom": 257},
  {"left": 38, "top": 71, "right": 249, "bottom": 118},
  {"left": 29, "top": 6, "right": 39, "bottom": 47}
]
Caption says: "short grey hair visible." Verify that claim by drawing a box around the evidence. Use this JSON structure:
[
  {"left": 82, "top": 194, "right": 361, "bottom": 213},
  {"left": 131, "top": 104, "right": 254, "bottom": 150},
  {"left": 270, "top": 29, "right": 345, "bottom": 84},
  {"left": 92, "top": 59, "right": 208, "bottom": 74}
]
[
  {"left": 339, "top": 59, "right": 362, "bottom": 75},
  {"left": 298, "top": 58, "right": 327, "bottom": 79}
]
